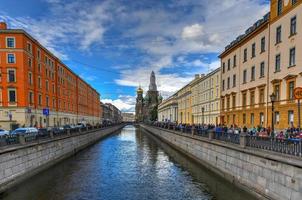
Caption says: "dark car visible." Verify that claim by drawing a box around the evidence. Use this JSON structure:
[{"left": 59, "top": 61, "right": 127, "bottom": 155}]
[
  {"left": 52, "top": 127, "right": 64, "bottom": 135},
  {"left": 38, "top": 128, "right": 50, "bottom": 138}
]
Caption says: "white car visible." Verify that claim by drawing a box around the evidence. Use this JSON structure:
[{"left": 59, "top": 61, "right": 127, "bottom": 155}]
[
  {"left": 0, "top": 129, "right": 10, "bottom": 136},
  {"left": 11, "top": 127, "right": 39, "bottom": 136}
]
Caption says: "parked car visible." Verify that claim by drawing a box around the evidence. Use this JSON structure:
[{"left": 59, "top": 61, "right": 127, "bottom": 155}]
[
  {"left": 63, "top": 125, "right": 73, "bottom": 130},
  {"left": 76, "top": 123, "right": 86, "bottom": 128},
  {"left": 52, "top": 127, "right": 64, "bottom": 135},
  {"left": 38, "top": 128, "right": 51, "bottom": 137},
  {"left": 11, "top": 127, "right": 39, "bottom": 136},
  {"left": 0, "top": 129, "right": 10, "bottom": 136}
]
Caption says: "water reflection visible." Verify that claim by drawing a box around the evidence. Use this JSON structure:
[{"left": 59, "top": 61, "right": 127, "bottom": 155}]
[{"left": 1, "top": 125, "right": 255, "bottom": 200}]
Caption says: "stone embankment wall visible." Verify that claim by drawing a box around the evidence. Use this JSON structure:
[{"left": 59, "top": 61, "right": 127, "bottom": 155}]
[
  {"left": 0, "top": 125, "right": 124, "bottom": 193},
  {"left": 141, "top": 124, "right": 302, "bottom": 200}
]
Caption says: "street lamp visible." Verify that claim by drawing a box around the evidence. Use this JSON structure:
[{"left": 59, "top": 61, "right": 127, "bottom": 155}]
[
  {"left": 270, "top": 93, "right": 276, "bottom": 136},
  {"left": 202, "top": 107, "right": 205, "bottom": 125}
]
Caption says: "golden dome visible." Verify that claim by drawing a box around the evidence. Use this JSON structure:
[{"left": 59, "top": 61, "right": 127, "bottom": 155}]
[{"left": 137, "top": 86, "right": 143, "bottom": 93}]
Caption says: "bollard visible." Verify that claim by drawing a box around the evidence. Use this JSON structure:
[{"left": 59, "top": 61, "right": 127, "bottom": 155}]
[
  {"left": 86, "top": 127, "right": 89, "bottom": 132},
  {"left": 173, "top": 125, "right": 176, "bottom": 131},
  {"left": 67, "top": 129, "right": 71, "bottom": 136},
  {"left": 240, "top": 132, "right": 247, "bottom": 148},
  {"left": 191, "top": 126, "right": 196, "bottom": 136},
  {"left": 50, "top": 131, "right": 54, "bottom": 138},
  {"left": 18, "top": 135, "right": 26, "bottom": 145},
  {"left": 208, "top": 130, "right": 215, "bottom": 140}
]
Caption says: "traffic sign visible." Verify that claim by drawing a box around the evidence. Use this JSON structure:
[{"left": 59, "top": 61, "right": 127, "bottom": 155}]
[
  {"left": 294, "top": 87, "right": 302, "bottom": 100},
  {"left": 43, "top": 108, "right": 50, "bottom": 116}
]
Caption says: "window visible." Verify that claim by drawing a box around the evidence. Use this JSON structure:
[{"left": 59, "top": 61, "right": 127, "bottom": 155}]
[
  {"left": 232, "top": 94, "right": 236, "bottom": 108},
  {"left": 274, "top": 111, "right": 280, "bottom": 124},
  {"left": 38, "top": 94, "right": 42, "bottom": 106},
  {"left": 29, "top": 91, "right": 34, "bottom": 104},
  {"left": 222, "top": 80, "right": 225, "bottom": 91},
  {"left": 243, "top": 113, "right": 246, "bottom": 124},
  {"left": 258, "top": 89, "right": 264, "bottom": 105},
  {"left": 222, "top": 63, "right": 225, "bottom": 73},
  {"left": 250, "top": 91, "right": 255, "bottom": 106},
  {"left": 7, "top": 69, "right": 16, "bottom": 82},
  {"left": 288, "top": 81, "right": 295, "bottom": 100},
  {"left": 233, "top": 55, "right": 236, "bottom": 67},
  {"left": 259, "top": 62, "right": 265, "bottom": 77},
  {"left": 260, "top": 112, "right": 264, "bottom": 125},
  {"left": 7, "top": 54, "right": 15, "bottom": 63},
  {"left": 277, "top": 0, "right": 282, "bottom": 16},
  {"left": 28, "top": 58, "right": 32, "bottom": 68},
  {"left": 290, "top": 16, "right": 297, "bottom": 36},
  {"left": 251, "top": 43, "right": 256, "bottom": 58},
  {"left": 227, "top": 96, "right": 230, "bottom": 110},
  {"left": 227, "top": 59, "right": 230, "bottom": 70},
  {"left": 274, "top": 84, "right": 280, "bottom": 101},
  {"left": 251, "top": 66, "right": 255, "bottom": 81},
  {"left": 243, "top": 70, "right": 247, "bottom": 83},
  {"left": 27, "top": 43, "right": 32, "bottom": 53},
  {"left": 288, "top": 110, "right": 294, "bottom": 124},
  {"left": 276, "top": 26, "right": 282, "bottom": 44},
  {"left": 6, "top": 37, "right": 15, "bottom": 48},
  {"left": 250, "top": 113, "right": 254, "bottom": 125},
  {"left": 233, "top": 74, "right": 236, "bottom": 87},
  {"left": 289, "top": 47, "right": 296, "bottom": 67},
  {"left": 243, "top": 48, "right": 247, "bottom": 62},
  {"left": 28, "top": 72, "right": 33, "bottom": 85},
  {"left": 46, "top": 96, "right": 49, "bottom": 107},
  {"left": 261, "top": 37, "right": 265, "bottom": 52},
  {"left": 37, "top": 50, "right": 41, "bottom": 60},
  {"left": 275, "top": 54, "right": 281, "bottom": 72},
  {"left": 221, "top": 98, "right": 225, "bottom": 111},
  {"left": 38, "top": 76, "right": 42, "bottom": 88},
  {"left": 8, "top": 89, "right": 16, "bottom": 103},
  {"left": 46, "top": 80, "right": 49, "bottom": 91},
  {"left": 242, "top": 93, "right": 247, "bottom": 107},
  {"left": 292, "top": 0, "right": 297, "bottom": 5},
  {"left": 227, "top": 77, "right": 230, "bottom": 89}
]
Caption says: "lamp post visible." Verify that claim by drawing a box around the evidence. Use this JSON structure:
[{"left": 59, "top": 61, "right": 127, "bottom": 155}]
[
  {"left": 270, "top": 93, "right": 276, "bottom": 136},
  {"left": 202, "top": 107, "right": 205, "bottom": 125}
]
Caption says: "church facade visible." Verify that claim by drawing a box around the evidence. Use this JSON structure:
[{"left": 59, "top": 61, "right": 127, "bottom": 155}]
[{"left": 135, "top": 71, "right": 162, "bottom": 122}]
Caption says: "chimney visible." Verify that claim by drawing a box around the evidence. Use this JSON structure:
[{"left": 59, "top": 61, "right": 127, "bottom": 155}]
[
  {"left": 195, "top": 74, "right": 200, "bottom": 79},
  {"left": 0, "top": 22, "right": 7, "bottom": 30}
]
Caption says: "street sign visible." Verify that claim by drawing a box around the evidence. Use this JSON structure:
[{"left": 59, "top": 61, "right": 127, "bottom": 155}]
[
  {"left": 294, "top": 87, "right": 302, "bottom": 100},
  {"left": 43, "top": 108, "right": 50, "bottom": 116}
]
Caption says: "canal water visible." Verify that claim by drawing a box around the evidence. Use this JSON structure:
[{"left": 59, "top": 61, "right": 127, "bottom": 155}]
[{"left": 1, "top": 125, "right": 256, "bottom": 200}]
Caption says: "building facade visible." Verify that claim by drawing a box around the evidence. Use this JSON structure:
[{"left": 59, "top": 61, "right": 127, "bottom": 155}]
[
  {"left": 177, "top": 82, "right": 192, "bottom": 124},
  {"left": 121, "top": 112, "right": 135, "bottom": 122},
  {"left": 157, "top": 94, "right": 178, "bottom": 122},
  {"left": 0, "top": 22, "right": 100, "bottom": 129},
  {"left": 100, "top": 102, "right": 122, "bottom": 124},
  {"left": 220, "top": 0, "right": 302, "bottom": 129},
  {"left": 192, "top": 68, "right": 221, "bottom": 125}
]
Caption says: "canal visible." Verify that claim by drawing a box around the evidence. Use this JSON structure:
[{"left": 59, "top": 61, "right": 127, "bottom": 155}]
[{"left": 1, "top": 125, "right": 256, "bottom": 200}]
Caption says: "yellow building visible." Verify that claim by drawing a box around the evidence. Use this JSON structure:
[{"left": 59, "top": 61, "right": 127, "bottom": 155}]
[
  {"left": 191, "top": 68, "right": 220, "bottom": 125},
  {"left": 220, "top": 0, "right": 302, "bottom": 130},
  {"left": 177, "top": 81, "right": 193, "bottom": 124},
  {"left": 157, "top": 94, "right": 178, "bottom": 122}
]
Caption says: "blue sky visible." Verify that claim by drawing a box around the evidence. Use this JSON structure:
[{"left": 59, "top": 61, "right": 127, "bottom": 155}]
[{"left": 0, "top": 0, "right": 269, "bottom": 112}]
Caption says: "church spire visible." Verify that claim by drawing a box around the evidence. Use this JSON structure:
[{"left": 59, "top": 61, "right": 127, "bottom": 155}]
[{"left": 149, "top": 71, "right": 157, "bottom": 91}]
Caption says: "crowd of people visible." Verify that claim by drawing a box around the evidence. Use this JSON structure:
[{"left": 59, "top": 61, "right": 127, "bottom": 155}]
[{"left": 152, "top": 121, "right": 302, "bottom": 140}]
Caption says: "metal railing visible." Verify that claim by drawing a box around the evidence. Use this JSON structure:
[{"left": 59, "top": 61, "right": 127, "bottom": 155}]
[
  {"left": 0, "top": 124, "right": 122, "bottom": 149},
  {"left": 149, "top": 122, "right": 302, "bottom": 157},
  {"left": 246, "top": 136, "right": 302, "bottom": 156},
  {"left": 214, "top": 131, "right": 240, "bottom": 145}
]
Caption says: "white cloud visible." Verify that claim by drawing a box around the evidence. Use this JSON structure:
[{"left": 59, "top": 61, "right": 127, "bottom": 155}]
[
  {"left": 102, "top": 95, "right": 136, "bottom": 113},
  {"left": 181, "top": 24, "right": 204, "bottom": 40}
]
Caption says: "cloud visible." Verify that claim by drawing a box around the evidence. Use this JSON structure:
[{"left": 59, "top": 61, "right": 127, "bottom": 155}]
[
  {"left": 181, "top": 24, "right": 204, "bottom": 40},
  {"left": 102, "top": 95, "right": 136, "bottom": 113}
]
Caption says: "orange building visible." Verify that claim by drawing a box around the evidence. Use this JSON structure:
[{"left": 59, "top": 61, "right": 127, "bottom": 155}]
[{"left": 0, "top": 22, "right": 100, "bottom": 129}]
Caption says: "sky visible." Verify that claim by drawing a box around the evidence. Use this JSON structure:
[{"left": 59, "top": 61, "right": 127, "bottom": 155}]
[{"left": 0, "top": 0, "right": 270, "bottom": 113}]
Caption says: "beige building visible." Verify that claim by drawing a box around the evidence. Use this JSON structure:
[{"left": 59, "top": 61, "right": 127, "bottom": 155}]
[
  {"left": 121, "top": 112, "right": 135, "bottom": 122},
  {"left": 220, "top": 0, "right": 302, "bottom": 129},
  {"left": 192, "top": 68, "right": 221, "bottom": 125},
  {"left": 177, "top": 82, "right": 192, "bottom": 124},
  {"left": 157, "top": 94, "right": 178, "bottom": 122}
]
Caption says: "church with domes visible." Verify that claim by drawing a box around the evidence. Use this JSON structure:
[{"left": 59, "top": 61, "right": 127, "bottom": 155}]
[{"left": 135, "top": 71, "right": 162, "bottom": 122}]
